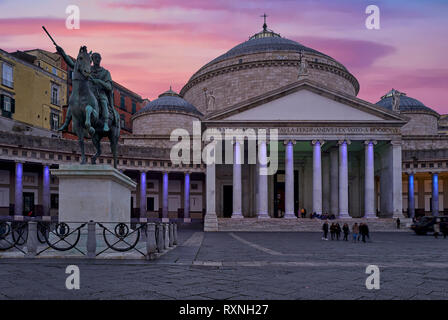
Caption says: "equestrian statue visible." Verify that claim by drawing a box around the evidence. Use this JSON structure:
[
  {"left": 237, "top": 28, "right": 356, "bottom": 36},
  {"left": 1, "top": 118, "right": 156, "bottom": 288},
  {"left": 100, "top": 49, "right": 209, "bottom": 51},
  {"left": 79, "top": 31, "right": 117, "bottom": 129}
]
[{"left": 43, "top": 26, "right": 120, "bottom": 168}]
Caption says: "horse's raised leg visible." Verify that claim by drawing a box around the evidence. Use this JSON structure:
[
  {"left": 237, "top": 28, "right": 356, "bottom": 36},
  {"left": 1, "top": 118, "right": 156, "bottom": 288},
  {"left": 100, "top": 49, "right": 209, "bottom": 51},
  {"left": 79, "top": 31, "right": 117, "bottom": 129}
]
[
  {"left": 85, "top": 105, "right": 96, "bottom": 136},
  {"left": 91, "top": 134, "right": 102, "bottom": 165}
]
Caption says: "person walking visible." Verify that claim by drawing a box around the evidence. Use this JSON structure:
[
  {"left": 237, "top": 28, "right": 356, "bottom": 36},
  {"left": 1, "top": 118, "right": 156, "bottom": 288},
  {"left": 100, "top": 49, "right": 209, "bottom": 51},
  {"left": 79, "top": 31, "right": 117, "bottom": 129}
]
[
  {"left": 359, "top": 223, "right": 366, "bottom": 243},
  {"left": 335, "top": 223, "right": 341, "bottom": 241},
  {"left": 364, "top": 223, "right": 370, "bottom": 242},
  {"left": 330, "top": 223, "right": 336, "bottom": 240},
  {"left": 322, "top": 221, "right": 329, "bottom": 240},
  {"left": 434, "top": 222, "right": 440, "bottom": 239},
  {"left": 352, "top": 223, "right": 359, "bottom": 242},
  {"left": 396, "top": 218, "right": 401, "bottom": 229},
  {"left": 343, "top": 223, "right": 350, "bottom": 241}
]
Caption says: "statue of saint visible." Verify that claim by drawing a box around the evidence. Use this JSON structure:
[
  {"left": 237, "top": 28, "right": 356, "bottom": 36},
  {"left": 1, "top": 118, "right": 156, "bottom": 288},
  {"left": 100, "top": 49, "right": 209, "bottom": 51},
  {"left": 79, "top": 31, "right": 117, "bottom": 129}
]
[
  {"left": 298, "top": 50, "right": 308, "bottom": 77},
  {"left": 55, "top": 45, "right": 114, "bottom": 132},
  {"left": 392, "top": 89, "right": 401, "bottom": 112},
  {"left": 203, "top": 88, "right": 216, "bottom": 112}
]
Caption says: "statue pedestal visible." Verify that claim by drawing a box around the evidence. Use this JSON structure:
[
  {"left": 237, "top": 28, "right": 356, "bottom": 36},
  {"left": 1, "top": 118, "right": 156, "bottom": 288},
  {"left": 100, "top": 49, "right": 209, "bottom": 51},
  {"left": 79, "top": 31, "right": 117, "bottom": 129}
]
[{"left": 51, "top": 165, "right": 137, "bottom": 224}]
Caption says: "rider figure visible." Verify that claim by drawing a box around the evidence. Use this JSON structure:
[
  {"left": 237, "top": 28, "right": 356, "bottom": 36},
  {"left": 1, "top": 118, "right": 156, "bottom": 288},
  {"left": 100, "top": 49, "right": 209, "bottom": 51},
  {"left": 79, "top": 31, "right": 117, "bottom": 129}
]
[{"left": 55, "top": 45, "right": 112, "bottom": 132}]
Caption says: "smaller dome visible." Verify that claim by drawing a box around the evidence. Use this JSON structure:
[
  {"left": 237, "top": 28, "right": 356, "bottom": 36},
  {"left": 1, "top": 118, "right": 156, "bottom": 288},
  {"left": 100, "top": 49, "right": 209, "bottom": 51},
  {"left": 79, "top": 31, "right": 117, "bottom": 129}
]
[
  {"left": 136, "top": 87, "right": 203, "bottom": 118},
  {"left": 376, "top": 89, "right": 439, "bottom": 116}
]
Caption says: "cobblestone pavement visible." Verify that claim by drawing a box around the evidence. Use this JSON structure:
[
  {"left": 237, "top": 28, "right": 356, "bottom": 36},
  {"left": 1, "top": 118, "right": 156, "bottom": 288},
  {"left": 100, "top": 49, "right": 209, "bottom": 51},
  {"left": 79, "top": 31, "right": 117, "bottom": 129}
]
[{"left": 0, "top": 227, "right": 447, "bottom": 300}]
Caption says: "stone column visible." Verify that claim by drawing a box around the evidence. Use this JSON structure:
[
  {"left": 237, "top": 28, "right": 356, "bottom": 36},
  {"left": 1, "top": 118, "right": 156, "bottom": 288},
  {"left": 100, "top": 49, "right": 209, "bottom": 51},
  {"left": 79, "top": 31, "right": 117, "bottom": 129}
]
[
  {"left": 330, "top": 147, "right": 339, "bottom": 216},
  {"left": 258, "top": 140, "right": 269, "bottom": 218},
  {"left": 14, "top": 162, "right": 23, "bottom": 217},
  {"left": 432, "top": 172, "right": 439, "bottom": 217},
  {"left": 184, "top": 172, "right": 191, "bottom": 222},
  {"left": 407, "top": 172, "right": 415, "bottom": 219},
  {"left": 232, "top": 141, "right": 243, "bottom": 218},
  {"left": 42, "top": 164, "right": 51, "bottom": 217},
  {"left": 139, "top": 171, "right": 147, "bottom": 219},
  {"left": 205, "top": 149, "right": 218, "bottom": 231},
  {"left": 364, "top": 141, "right": 376, "bottom": 218},
  {"left": 284, "top": 140, "right": 296, "bottom": 218},
  {"left": 338, "top": 140, "right": 350, "bottom": 218},
  {"left": 312, "top": 140, "right": 323, "bottom": 215},
  {"left": 162, "top": 171, "right": 169, "bottom": 222},
  {"left": 391, "top": 141, "right": 403, "bottom": 218}
]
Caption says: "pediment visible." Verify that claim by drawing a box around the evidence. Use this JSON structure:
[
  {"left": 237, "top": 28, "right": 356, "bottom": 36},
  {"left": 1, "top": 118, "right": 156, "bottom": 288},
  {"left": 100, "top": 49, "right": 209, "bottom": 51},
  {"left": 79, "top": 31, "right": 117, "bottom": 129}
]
[{"left": 206, "top": 80, "right": 406, "bottom": 123}]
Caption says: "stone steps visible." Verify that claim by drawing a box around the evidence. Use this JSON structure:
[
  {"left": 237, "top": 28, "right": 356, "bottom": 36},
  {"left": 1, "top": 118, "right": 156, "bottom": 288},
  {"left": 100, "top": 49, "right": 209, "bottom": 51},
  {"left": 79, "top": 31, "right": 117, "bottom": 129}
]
[{"left": 216, "top": 218, "right": 412, "bottom": 232}]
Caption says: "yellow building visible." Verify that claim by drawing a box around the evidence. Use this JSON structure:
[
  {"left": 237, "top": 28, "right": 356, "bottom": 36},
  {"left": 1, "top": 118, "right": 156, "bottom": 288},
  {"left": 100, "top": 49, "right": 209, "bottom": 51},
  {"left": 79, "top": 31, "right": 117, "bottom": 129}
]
[{"left": 0, "top": 48, "right": 67, "bottom": 131}]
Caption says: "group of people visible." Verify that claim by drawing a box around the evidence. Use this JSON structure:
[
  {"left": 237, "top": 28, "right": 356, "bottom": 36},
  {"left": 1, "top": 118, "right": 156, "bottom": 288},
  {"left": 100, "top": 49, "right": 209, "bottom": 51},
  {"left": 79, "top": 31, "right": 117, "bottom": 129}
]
[
  {"left": 322, "top": 221, "right": 370, "bottom": 243},
  {"left": 297, "top": 208, "right": 336, "bottom": 220}
]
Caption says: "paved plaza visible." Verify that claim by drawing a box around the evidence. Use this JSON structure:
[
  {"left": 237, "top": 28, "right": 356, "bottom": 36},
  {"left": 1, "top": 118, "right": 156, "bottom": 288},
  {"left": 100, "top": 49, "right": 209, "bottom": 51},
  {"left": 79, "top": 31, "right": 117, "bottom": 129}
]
[{"left": 0, "top": 226, "right": 447, "bottom": 300}]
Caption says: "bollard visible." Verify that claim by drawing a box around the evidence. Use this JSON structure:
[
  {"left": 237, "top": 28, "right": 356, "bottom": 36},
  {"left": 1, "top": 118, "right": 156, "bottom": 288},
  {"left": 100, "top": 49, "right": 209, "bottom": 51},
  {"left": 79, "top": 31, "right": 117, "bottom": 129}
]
[
  {"left": 168, "top": 223, "right": 174, "bottom": 247},
  {"left": 173, "top": 223, "right": 178, "bottom": 245},
  {"left": 146, "top": 223, "right": 157, "bottom": 260},
  {"left": 87, "top": 221, "right": 96, "bottom": 259},
  {"left": 156, "top": 223, "right": 164, "bottom": 252},
  {"left": 164, "top": 223, "right": 170, "bottom": 249},
  {"left": 26, "top": 221, "right": 38, "bottom": 257}
]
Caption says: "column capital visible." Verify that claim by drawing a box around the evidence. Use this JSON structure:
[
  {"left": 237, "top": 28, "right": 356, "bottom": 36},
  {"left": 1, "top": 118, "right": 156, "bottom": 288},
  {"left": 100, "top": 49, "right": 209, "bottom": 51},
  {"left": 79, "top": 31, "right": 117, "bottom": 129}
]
[
  {"left": 183, "top": 171, "right": 191, "bottom": 176},
  {"left": 311, "top": 140, "right": 325, "bottom": 146},
  {"left": 406, "top": 171, "right": 416, "bottom": 176},
  {"left": 364, "top": 140, "right": 377, "bottom": 145},
  {"left": 338, "top": 139, "right": 351, "bottom": 145},
  {"left": 390, "top": 140, "right": 402, "bottom": 146},
  {"left": 283, "top": 139, "right": 296, "bottom": 145}
]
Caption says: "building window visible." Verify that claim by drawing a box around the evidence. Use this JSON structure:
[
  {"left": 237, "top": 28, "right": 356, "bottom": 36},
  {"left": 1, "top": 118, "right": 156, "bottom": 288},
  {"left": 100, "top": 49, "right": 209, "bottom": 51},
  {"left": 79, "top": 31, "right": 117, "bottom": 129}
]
[
  {"left": 50, "top": 109, "right": 60, "bottom": 131},
  {"left": 120, "top": 96, "right": 125, "bottom": 110},
  {"left": 51, "top": 83, "right": 60, "bottom": 106},
  {"left": 132, "top": 101, "right": 136, "bottom": 114},
  {"left": 2, "top": 63, "right": 13, "bottom": 88},
  {"left": 1, "top": 95, "right": 15, "bottom": 118},
  {"left": 120, "top": 114, "right": 125, "bottom": 128},
  {"left": 52, "top": 66, "right": 57, "bottom": 76}
]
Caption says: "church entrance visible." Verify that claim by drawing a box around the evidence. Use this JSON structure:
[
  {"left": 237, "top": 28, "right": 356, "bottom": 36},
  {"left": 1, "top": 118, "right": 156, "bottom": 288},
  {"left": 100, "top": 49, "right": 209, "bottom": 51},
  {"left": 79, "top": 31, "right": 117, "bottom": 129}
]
[
  {"left": 273, "top": 171, "right": 298, "bottom": 218},
  {"left": 223, "top": 185, "right": 233, "bottom": 218}
]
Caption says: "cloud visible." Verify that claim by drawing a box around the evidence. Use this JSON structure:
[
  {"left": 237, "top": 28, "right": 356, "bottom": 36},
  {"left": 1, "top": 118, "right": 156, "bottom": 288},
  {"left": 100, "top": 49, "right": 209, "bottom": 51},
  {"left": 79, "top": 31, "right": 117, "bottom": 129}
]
[{"left": 297, "top": 37, "right": 396, "bottom": 69}]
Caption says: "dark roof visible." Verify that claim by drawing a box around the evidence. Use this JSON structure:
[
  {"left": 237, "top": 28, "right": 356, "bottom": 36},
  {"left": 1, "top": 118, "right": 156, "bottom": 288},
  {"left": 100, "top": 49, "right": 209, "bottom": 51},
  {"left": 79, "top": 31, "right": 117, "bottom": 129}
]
[
  {"left": 375, "top": 90, "right": 439, "bottom": 116},
  {"left": 136, "top": 88, "right": 203, "bottom": 117},
  {"left": 202, "top": 27, "right": 342, "bottom": 70}
]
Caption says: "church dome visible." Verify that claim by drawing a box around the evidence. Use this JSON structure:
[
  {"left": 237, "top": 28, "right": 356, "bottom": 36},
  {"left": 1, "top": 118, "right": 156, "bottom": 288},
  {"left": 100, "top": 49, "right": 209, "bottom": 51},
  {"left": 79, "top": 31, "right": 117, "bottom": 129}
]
[
  {"left": 131, "top": 88, "right": 202, "bottom": 139},
  {"left": 180, "top": 22, "right": 359, "bottom": 115},
  {"left": 376, "top": 89, "right": 439, "bottom": 136},
  {"left": 136, "top": 87, "right": 203, "bottom": 118},
  {"left": 376, "top": 89, "right": 439, "bottom": 117}
]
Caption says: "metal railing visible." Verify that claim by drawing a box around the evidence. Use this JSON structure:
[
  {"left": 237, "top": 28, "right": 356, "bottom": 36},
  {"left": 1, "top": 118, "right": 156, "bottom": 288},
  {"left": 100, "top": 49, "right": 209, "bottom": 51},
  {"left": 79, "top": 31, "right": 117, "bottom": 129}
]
[{"left": 0, "top": 217, "right": 178, "bottom": 260}]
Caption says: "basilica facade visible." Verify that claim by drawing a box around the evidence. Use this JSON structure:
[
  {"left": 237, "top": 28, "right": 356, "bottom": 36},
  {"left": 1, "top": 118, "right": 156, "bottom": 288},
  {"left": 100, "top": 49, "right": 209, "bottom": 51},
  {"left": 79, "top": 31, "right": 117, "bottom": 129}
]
[{"left": 0, "top": 24, "right": 446, "bottom": 231}]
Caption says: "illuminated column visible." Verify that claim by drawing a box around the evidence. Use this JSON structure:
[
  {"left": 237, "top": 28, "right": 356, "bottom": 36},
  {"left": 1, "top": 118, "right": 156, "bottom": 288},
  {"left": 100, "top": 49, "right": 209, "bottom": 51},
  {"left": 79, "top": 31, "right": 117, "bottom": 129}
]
[
  {"left": 184, "top": 172, "right": 191, "bottom": 222},
  {"left": 258, "top": 140, "right": 269, "bottom": 218},
  {"left": 42, "top": 164, "right": 51, "bottom": 217},
  {"left": 312, "top": 140, "right": 323, "bottom": 215},
  {"left": 139, "top": 171, "right": 147, "bottom": 219},
  {"left": 284, "top": 140, "right": 296, "bottom": 218},
  {"left": 162, "top": 172, "right": 169, "bottom": 222},
  {"left": 408, "top": 172, "right": 415, "bottom": 219},
  {"left": 14, "top": 162, "right": 23, "bottom": 217},
  {"left": 232, "top": 141, "right": 243, "bottom": 218},
  {"left": 432, "top": 172, "right": 439, "bottom": 217},
  {"left": 338, "top": 140, "right": 350, "bottom": 218},
  {"left": 364, "top": 141, "right": 376, "bottom": 218}
]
